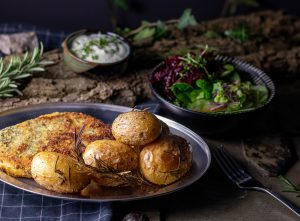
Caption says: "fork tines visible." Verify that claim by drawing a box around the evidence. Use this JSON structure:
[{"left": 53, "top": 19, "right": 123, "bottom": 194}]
[{"left": 212, "top": 147, "right": 252, "bottom": 185}]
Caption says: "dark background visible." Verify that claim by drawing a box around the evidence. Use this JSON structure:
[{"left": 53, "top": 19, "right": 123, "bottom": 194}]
[{"left": 0, "top": 0, "right": 299, "bottom": 31}]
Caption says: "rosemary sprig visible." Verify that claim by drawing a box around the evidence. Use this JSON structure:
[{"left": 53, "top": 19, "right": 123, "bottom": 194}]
[
  {"left": 0, "top": 43, "right": 52, "bottom": 98},
  {"left": 72, "top": 125, "right": 154, "bottom": 187},
  {"left": 278, "top": 175, "right": 300, "bottom": 197}
]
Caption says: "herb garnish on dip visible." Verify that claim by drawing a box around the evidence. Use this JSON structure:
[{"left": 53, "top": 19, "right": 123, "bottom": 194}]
[{"left": 71, "top": 33, "right": 129, "bottom": 63}]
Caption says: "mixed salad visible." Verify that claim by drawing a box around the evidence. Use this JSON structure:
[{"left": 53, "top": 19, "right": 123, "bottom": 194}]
[{"left": 151, "top": 47, "right": 269, "bottom": 113}]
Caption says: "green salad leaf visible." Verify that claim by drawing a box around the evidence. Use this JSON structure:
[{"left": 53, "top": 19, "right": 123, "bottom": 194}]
[
  {"left": 166, "top": 51, "right": 269, "bottom": 113},
  {"left": 186, "top": 99, "right": 212, "bottom": 112},
  {"left": 195, "top": 79, "right": 212, "bottom": 99},
  {"left": 221, "top": 64, "right": 235, "bottom": 77}
]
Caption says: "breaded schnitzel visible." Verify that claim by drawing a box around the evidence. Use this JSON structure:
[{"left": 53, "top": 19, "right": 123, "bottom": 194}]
[{"left": 0, "top": 112, "right": 112, "bottom": 178}]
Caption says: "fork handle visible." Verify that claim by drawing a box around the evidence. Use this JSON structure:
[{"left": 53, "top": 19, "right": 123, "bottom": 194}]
[{"left": 256, "top": 187, "right": 300, "bottom": 217}]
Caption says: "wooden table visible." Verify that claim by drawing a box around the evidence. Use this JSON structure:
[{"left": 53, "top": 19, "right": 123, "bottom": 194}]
[{"left": 1, "top": 10, "right": 300, "bottom": 221}]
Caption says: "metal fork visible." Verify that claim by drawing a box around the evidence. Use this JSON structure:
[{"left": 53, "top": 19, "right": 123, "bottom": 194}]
[{"left": 212, "top": 147, "right": 300, "bottom": 218}]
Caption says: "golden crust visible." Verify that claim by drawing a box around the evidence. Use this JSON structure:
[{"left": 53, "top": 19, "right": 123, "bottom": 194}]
[
  {"left": 139, "top": 135, "right": 192, "bottom": 185},
  {"left": 0, "top": 112, "right": 112, "bottom": 178}
]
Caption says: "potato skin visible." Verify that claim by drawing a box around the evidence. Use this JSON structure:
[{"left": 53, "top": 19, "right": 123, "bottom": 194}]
[
  {"left": 31, "top": 152, "right": 90, "bottom": 193},
  {"left": 160, "top": 120, "right": 170, "bottom": 136},
  {"left": 83, "top": 140, "right": 138, "bottom": 172},
  {"left": 112, "top": 111, "right": 162, "bottom": 146},
  {"left": 83, "top": 140, "right": 139, "bottom": 187},
  {"left": 139, "top": 135, "right": 192, "bottom": 185}
]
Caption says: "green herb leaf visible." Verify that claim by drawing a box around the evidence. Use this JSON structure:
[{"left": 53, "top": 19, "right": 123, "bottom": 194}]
[
  {"left": 170, "top": 82, "right": 194, "bottom": 105},
  {"left": 278, "top": 175, "right": 300, "bottom": 197},
  {"left": 203, "top": 30, "right": 221, "bottom": 39},
  {"left": 212, "top": 82, "right": 228, "bottom": 103},
  {"left": 115, "top": 27, "right": 132, "bottom": 36},
  {"left": 186, "top": 99, "right": 211, "bottom": 112},
  {"left": 252, "top": 85, "right": 269, "bottom": 104},
  {"left": 177, "top": 8, "right": 198, "bottom": 30},
  {"left": 179, "top": 49, "right": 208, "bottom": 72},
  {"left": 228, "top": 72, "right": 241, "bottom": 83},
  {"left": 224, "top": 25, "right": 250, "bottom": 43},
  {"left": 221, "top": 64, "right": 235, "bottom": 77},
  {"left": 154, "top": 21, "right": 170, "bottom": 40},
  {"left": 133, "top": 27, "right": 156, "bottom": 42},
  {"left": 188, "top": 89, "right": 205, "bottom": 101},
  {"left": 195, "top": 79, "right": 212, "bottom": 99},
  {"left": 170, "top": 82, "right": 193, "bottom": 94},
  {"left": 227, "top": 102, "right": 242, "bottom": 112},
  {"left": 111, "top": 0, "right": 129, "bottom": 10},
  {"left": 0, "top": 43, "right": 52, "bottom": 98},
  {"left": 238, "top": 0, "right": 259, "bottom": 7}
]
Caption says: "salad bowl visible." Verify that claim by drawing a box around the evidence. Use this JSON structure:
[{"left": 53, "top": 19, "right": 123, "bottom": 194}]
[{"left": 150, "top": 55, "right": 275, "bottom": 135}]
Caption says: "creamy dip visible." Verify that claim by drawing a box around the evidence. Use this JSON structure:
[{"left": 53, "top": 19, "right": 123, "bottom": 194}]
[{"left": 71, "top": 33, "right": 129, "bottom": 63}]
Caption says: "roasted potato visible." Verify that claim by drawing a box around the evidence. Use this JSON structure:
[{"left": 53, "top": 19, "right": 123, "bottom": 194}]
[
  {"left": 83, "top": 140, "right": 138, "bottom": 171},
  {"left": 160, "top": 120, "right": 170, "bottom": 136},
  {"left": 82, "top": 140, "right": 139, "bottom": 186},
  {"left": 139, "top": 135, "right": 192, "bottom": 185},
  {"left": 31, "top": 152, "right": 90, "bottom": 193},
  {"left": 112, "top": 110, "right": 162, "bottom": 146}
]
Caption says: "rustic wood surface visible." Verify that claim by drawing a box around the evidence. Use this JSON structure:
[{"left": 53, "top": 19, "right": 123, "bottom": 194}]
[
  {"left": 0, "top": 10, "right": 300, "bottom": 221},
  {"left": 1, "top": 10, "right": 300, "bottom": 112},
  {"left": 0, "top": 49, "right": 152, "bottom": 112}
]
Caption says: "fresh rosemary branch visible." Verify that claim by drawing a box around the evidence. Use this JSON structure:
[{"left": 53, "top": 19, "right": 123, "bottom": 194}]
[
  {"left": 72, "top": 125, "right": 154, "bottom": 187},
  {"left": 0, "top": 43, "right": 52, "bottom": 98},
  {"left": 278, "top": 175, "right": 300, "bottom": 197}
]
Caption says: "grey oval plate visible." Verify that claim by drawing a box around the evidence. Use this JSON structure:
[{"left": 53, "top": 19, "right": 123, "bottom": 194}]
[{"left": 0, "top": 103, "right": 211, "bottom": 202}]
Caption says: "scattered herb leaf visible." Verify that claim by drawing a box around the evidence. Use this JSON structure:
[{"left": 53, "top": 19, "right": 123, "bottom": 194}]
[
  {"left": 154, "top": 20, "right": 170, "bottom": 40},
  {"left": 115, "top": 27, "right": 132, "bottom": 36},
  {"left": 224, "top": 25, "right": 250, "bottom": 43},
  {"left": 177, "top": 8, "right": 198, "bottom": 30},
  {"left": 203, "top": 30, "right": 221, "bottom": 39},
  {"left": 133, "top": 27, "right": 156, "bottom": 41},
  {"left": 238, "top": 0, "right": 259, "bottom": 7},
  {"left": 111, "top": 0, "right": 129, "bottom": 10},
  {"left": 278, "top": 175, "right": 300, "bottom": 197}
]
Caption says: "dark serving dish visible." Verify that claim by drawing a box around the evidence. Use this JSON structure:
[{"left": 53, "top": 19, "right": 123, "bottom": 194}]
[
  {"left": 0, "top": 103, "right": 210, "bottom": 202},
  {"left": 150, "top": 55, "right": 276, "bottom": 135}
]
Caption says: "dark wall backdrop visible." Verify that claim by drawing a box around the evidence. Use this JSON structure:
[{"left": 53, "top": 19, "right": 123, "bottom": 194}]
[{"left": 0, "top": 0, "right": 299, "bottom": 31}]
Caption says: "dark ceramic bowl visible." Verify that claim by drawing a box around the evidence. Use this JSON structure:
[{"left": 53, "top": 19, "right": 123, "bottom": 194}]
[
  {"left": 150, "top": 55, "right": 276, "bottom": 135},
  {"left": 63, "top": 30, "right": 131, "bottom": 75}
]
